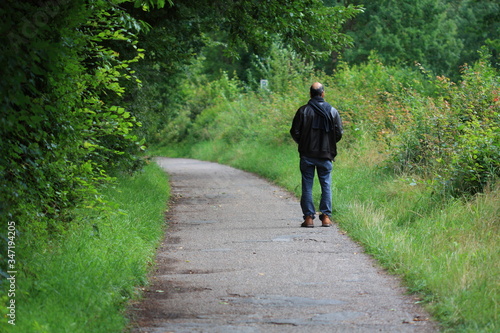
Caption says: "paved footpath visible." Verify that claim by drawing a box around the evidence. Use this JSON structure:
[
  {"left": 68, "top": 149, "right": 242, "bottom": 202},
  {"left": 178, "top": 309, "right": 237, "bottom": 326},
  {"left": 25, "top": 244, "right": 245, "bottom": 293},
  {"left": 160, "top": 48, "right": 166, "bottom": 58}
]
[{"left": 129, "top": 158, "right": 437, "bottom": 333}]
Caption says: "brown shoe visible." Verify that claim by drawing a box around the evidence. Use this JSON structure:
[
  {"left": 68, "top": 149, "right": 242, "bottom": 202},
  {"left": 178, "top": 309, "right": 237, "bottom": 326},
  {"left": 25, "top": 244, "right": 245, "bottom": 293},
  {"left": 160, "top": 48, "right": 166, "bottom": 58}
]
[
  {"left": 301, "top": 216, "right": 314, "bottom": 228},
  {"left": 321, "top": 215, "right": 332, "bottom": 227}
]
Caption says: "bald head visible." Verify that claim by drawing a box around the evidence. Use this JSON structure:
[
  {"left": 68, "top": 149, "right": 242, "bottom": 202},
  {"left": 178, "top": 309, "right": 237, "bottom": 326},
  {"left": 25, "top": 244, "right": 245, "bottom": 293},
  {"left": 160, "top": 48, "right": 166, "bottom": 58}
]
[{"left": 310, "top": 82, "right": 325, "bottom": 98}]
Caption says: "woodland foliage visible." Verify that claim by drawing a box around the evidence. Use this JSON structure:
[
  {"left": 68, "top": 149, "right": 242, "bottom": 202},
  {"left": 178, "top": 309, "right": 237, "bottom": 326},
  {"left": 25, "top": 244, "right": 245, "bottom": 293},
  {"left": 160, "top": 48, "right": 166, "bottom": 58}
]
[
  {"left": 0, "top": 0, "right": 157, "bottom": 242},
  {"left": 2, "top": 1, "right": 496, "bottom": 242},
  {"left": 332, "top": 0, "right": 499, "bottom": 78},
  {"left": 335, "top": 52, "right": 499, "bottom": 196},
  {"left": 0, "top": 0, "right": 362, "bottom": 263}
]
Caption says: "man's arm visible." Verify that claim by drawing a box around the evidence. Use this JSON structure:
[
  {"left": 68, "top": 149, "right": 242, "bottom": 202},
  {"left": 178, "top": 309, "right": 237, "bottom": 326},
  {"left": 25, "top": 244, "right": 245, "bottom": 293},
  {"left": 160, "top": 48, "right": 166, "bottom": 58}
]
[
  {"left": 332, "top": 107, "right": 343, "bottom": 143},
  {"left": 290, "top": 109, "right": 302, "bottom": 144}
]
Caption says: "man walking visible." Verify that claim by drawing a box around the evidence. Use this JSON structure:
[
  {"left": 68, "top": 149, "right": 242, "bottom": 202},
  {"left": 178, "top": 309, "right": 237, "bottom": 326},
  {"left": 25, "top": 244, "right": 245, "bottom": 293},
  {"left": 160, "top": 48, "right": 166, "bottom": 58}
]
[{"left": 290, "top": 82, "right": 343, "bottom": 228}]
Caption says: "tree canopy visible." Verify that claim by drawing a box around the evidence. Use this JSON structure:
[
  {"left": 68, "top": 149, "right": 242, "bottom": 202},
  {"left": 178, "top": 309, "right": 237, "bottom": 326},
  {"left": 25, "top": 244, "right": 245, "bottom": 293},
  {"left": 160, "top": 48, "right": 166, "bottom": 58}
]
[{"left": 333, "top": 0, "right": 499, "bottom": 76}]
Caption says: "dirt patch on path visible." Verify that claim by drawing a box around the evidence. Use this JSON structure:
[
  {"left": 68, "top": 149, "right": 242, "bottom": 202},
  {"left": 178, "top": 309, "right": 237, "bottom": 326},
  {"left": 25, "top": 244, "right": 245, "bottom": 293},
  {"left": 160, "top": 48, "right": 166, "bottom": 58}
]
[{"left": 128, "top": 158, "right": 437, "bottom": 332}]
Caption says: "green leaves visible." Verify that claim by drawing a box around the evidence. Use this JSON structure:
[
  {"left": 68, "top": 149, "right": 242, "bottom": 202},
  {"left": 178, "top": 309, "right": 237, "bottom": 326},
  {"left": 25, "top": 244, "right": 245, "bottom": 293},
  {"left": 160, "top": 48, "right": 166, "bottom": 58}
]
[
  {"left": 134, "top": 0, "right": 170, "bottom": 10},
  {"left": 383, "top": 51, "right": 500, "bottom": 196},
  {"left": 0, "top": 0, "right": 147, "bottom": 243},
  {"left": 220, "top": 0, "right": 363, "bottom": 61},
  {"left": 339, "top": 0, "right": 466, "bottom": 77}
]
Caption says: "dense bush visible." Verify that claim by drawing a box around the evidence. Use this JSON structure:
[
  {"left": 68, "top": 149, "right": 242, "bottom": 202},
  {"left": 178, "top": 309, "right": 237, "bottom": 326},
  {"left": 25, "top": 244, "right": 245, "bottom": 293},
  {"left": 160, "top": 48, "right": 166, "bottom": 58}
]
[
  {"left": 384, "top": 51, "right": 499, "bottom": 195},
  {"left": 0, "top": 1, "right": 160, "bottom": 252}
]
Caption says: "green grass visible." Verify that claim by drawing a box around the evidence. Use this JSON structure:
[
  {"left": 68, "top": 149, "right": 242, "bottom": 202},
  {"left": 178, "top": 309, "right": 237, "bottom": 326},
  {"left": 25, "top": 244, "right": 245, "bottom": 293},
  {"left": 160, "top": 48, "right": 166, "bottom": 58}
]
[
  {"left": 334, "top": 142, "right": 498, "bottom": 331},
  {"left": 7, "top": 162, "right": 169, "bottom": 333},
  {"left": 154, "top": 137, "right": 499, "bottom": 332}
]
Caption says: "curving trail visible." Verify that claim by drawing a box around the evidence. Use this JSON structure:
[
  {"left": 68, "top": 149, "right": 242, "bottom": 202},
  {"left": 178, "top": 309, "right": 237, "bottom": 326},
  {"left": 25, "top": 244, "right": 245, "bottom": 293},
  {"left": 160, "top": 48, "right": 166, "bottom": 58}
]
[{"left": 129, "top": 158, "right": 436, "bottom": 333}]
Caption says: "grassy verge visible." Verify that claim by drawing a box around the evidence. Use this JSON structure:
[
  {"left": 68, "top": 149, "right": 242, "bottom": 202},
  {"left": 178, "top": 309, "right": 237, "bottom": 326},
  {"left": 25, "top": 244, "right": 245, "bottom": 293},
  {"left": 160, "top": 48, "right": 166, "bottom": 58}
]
[
  {"left": 7, "top": 162, "right": 169, "bottom": 333},
  {"left": 153, "top": 138, "right": 499, "bottom": 332}
]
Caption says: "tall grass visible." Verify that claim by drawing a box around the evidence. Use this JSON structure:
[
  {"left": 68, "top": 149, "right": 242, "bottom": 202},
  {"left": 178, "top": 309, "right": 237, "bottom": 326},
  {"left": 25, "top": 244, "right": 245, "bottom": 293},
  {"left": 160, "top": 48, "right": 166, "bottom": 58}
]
[
  {"left": 5, "top": 162, "right": 169, "bottom": 332},
  {"left": 332, "top": 138, "right": 499, "bottom": 331}
]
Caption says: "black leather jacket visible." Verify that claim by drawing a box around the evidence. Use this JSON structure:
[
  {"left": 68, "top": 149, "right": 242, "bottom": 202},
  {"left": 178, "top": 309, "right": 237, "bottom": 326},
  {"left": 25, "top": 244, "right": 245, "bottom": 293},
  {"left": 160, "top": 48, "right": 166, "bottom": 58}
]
[{"left": 290, "top": 97, "right": 343, "bottom": 160}]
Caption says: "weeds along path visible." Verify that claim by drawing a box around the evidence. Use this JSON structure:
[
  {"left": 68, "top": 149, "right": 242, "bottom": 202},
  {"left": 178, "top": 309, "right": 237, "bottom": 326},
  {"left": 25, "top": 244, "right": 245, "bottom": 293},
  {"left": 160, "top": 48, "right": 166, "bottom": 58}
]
[{"left": 129, "top": 158, "right": 436, "bottom": 332}]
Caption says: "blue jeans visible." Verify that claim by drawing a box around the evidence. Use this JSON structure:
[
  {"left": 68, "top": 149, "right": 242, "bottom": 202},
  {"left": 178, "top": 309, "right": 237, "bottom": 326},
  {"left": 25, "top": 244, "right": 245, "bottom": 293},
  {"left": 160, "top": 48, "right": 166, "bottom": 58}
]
[{"left": 300, "top": 156, "right": 333, "bottom": 220}]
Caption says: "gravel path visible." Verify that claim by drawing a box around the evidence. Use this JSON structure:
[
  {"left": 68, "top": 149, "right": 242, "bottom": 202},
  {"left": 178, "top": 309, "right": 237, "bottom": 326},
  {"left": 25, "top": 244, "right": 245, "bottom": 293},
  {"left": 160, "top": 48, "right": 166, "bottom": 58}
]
[{"left": 129, "top": 158, "right": 436, "bottom": 333}]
